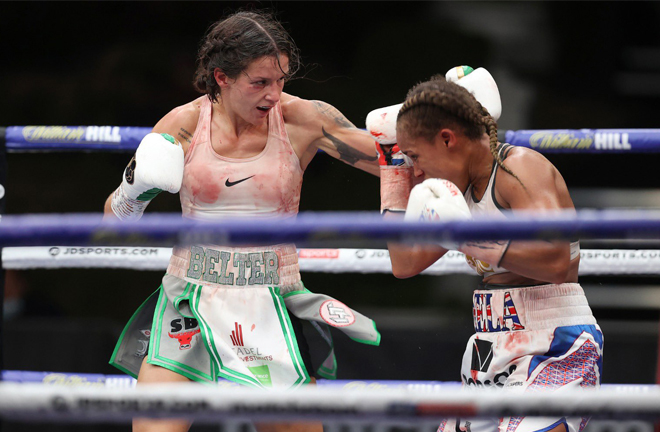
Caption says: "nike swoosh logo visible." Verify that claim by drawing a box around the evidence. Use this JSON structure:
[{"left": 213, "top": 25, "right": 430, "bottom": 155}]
[{"left": 225, "top": 175, "right": 255, "bottom": 187}]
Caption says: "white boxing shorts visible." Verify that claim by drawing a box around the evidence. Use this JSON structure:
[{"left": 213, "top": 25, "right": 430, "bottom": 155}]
[
  {"left": 439, "top": 283, "right": 604, "bottom": 432},
  {"left": 110, "top": 243, "right": 380, "bottom": 389}
]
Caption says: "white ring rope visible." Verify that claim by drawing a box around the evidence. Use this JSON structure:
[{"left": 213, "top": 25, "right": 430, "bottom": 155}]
[
  {"left": 0, "top": 383, "right": 659, "bottom": 423},
  {"left": 4, "top": 246, "right": 660, "bottom": 276}
]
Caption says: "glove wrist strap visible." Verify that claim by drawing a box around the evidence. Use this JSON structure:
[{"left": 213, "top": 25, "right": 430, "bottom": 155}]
[{"left": 110, "top": 184, "right": 150, "bottom": 221}]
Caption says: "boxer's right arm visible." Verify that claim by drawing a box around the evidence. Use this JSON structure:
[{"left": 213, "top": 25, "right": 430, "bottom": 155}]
[{"left": 103, "top": 100, "right": 200, "bottom": 220}]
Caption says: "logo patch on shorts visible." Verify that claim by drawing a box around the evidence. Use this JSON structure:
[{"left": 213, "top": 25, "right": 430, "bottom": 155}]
[
  {"left": 471, "top": 339, "right": 493, "bottom": 372},
  {"left": 319, "top": 300, "right": 355, "bottom": 327},
  {"left": 168, "top": 317, "right": 200, "bottom": 350}
]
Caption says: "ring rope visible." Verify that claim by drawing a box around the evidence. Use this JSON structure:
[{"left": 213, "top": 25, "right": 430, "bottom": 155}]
[
  {"left": 3, "top": 210, "right": 660, "bottom": 248},
  {"left": 5, "top": 126, "right": 660, "bottom": 153},
  {"left": 0, "top": 383, "right": 659, "bottom": 423},
  {"left": 5, "top": 246, "right": 660, "bottom": 276}
]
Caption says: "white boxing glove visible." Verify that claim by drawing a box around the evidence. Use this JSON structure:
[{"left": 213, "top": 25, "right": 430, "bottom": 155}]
[
  {"left": 446, "top": 66, "right": 502, "bottom": 121},
  {"left": 366, "top": 103, "right": 414, "bottom": 213},
  {"left": 111, "top": 132, "right": 184, "bottom": 221},
  {"left": 365, "top": 103, "right": 403, "bottom": 145},
  {"left": 405, "top": 178, "right": 471, "bottom": 250}
]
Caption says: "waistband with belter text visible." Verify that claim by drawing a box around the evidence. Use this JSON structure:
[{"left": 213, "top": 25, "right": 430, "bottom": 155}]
[{"left": 166, "top": 244, "right": 301, "bottom": 288}]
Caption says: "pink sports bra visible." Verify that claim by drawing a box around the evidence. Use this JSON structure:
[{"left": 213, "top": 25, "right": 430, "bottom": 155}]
[{"left": 178, "top": 97, "right": 303, "bottom": 221}]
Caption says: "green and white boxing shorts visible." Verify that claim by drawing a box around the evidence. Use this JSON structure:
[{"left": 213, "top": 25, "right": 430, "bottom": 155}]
[{"left": 110, "top": 243, "right": 380, "bottom": 389}]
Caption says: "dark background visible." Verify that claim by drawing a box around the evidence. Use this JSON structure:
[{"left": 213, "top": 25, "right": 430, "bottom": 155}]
[{"left": 2, "top": 2, "right": 660, "bottom": 430}]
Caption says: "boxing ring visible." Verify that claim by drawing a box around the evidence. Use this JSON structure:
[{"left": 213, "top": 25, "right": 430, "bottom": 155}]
[{"left": 1, "top": 125, "right": 660, "bottom": 430}]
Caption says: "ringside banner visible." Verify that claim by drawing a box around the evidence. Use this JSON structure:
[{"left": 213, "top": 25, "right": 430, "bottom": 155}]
[
  {"left": 7, "top": 126, "right": 660, "bottom": 153},
  {"left": 5, "top": 126, "right": 152, "bottom": 152},
  {"left": 505, "top": 129, "right": 660, "bottom": 153}
]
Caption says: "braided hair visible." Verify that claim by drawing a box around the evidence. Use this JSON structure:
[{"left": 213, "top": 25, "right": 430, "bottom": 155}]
[
  {"left": 193, "top": 10, "right": 301, "bottom": 103},
  {"left": 397, "top": 76, "right": 521, "bottom": 184}
]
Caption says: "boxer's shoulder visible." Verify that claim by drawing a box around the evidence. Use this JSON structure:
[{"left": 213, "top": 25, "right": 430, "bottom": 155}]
[
  {"left": 153, "top": 97, "right": 204, "bottom": 149},
  {"left": 280, "top": 93, "right": 321, "bottom": 125}
]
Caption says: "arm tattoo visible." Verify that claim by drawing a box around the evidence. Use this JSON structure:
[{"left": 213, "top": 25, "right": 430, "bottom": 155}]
[
  {"left": 312, "top": 101, "right": 356, "bottom": 129},
  {"left": 322, "top": 127, "right": 377, "bottom": 165},
  {"left": 178, "top": 128, "right": 193, "bottom": 144}
]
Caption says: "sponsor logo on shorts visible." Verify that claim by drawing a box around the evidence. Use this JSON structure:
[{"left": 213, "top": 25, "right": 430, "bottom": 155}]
[
  {"left": 319, "top": 300, "right": 355, "bottom": 327},
  {"left": 247, "top": 364, "right": 273, "bottom": 387},
  {"left": 230, "top": 322, "right": 273, "bottom": 362},
  {"left": 168, "top": 317, "right": 200, "bottom": 350},
  {"left": 136, "top": 329, "right": 151, "bottom": 357},
  {"left": 470, "top": 339, "right": 493, "bottom": 372},
  {"left": 230, "top": 322, "right": 244, "bottom": 346},
  {"left": 463, "top": 365, "right": 517, "bottom": 388},
  {"left": 298, "top": 249, "right": 339, "bottom": 259}
]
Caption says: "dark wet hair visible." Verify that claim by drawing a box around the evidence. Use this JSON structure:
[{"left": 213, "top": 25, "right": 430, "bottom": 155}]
[
  {"left": 193, "top": 10, "right": 301, "bottom": 103},
  {"left": 397, "top": 75, "right": 520, "bottom": 183}
]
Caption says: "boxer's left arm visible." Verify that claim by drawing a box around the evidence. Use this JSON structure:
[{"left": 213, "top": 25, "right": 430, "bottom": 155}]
[
  {"left": 286, "top": 98, "right": 379, "bottom": 175},
  {"left": 477, "top": 149, "right": 573, "bottom": 283},
  {"left": 386, "top": 179, "right": 465, "bottom": 278}
]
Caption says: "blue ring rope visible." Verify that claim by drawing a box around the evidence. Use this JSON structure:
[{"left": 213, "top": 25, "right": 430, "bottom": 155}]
[
  {"left": 2, "top": 210, "right": 660, "bottom": 247},
  {"left": 6, "top": 126, "right": 660, "bottom": 153}
]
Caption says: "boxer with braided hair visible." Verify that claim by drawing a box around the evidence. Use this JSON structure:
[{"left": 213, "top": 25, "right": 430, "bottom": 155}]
[
  {"left": 399, "top": 77, "right": 522, "bottom": 186},
  {"left": 386, "top": 73, "right": 602, "bottom": 432}
]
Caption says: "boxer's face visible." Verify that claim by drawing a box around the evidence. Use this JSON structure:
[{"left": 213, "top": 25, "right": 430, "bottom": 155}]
[
  {"left": 219, "top": 55, "right": 289, "bottom": 125},
  {"left": 399, "top": 133, "right": 447, "bottom": 181}
]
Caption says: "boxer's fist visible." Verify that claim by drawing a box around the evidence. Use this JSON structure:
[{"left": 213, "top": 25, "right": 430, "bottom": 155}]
[
  {"left": 446, "top": 66, "right": 502, "bottom": 121},
  {"left": 122, "top": 133, "right": 184, "bottom": 200},
  {"left": 366, "top": 103, "right": 402, "bottom": 145},
  {"left": 111, "top": 133, "right": 184, "bottom": 220},
  {"left": 405, "top": 178, "right": 471, "bottom": 250}
]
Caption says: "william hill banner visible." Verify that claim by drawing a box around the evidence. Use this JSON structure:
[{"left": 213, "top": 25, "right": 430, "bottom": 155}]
[
  {"left": 5, "top": 126, "right": 151, "bottom": 152},
  {"left": 505, "top": 129, "right": 660, "bottom": 153}
]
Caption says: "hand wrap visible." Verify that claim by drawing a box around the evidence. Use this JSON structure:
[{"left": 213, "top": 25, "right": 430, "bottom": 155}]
[{"left": 366, "top": 103, "right": 413, "bottom": 213}]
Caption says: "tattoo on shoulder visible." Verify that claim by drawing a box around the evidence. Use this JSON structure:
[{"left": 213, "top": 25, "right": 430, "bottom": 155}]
[
  {"left": 322, "top": 127, "right": 377, "bottom": 165},
  {"left": 312, "top": 101, "right": 356, "bottom": 129},
  {"left": 178, "top": 128, "right": 193, "bottom": 144}
]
